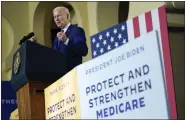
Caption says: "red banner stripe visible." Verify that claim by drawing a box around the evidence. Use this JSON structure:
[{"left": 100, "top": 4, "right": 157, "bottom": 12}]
[
  {"left": 159, "top": 6, "right": 177, "bottom": 119},
  {"left": 145, "top": 11, "right": 153, "bottom": 32},
  {"left": 133, "top": 16, "right": 140, "bottom": 38}
]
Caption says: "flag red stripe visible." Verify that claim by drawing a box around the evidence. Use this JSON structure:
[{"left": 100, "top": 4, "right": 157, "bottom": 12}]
[
  {"left": 145, "top": 11, "right": 153, "bottom": 32},
  {"left": 133, "top": 16, "right": 140, "bottom": 38},
  {"left": 158, "top": 6, "right": 177, "bottom": 119}
]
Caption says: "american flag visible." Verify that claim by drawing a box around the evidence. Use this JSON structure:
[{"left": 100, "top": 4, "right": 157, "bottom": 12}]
[
  {"left": 90, "top": 5, "right": 177, "bottom": 119},
  {"left": 90, "top": 22, "right": 128, "bottom": 58},
  {"left": 91, "top": 5, "right": 166, "bottom": 59}
]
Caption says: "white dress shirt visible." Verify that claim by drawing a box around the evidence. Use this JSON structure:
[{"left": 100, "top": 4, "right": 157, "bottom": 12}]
[{"left": 62, "top": 23, "right": 71, "bottom": 45}]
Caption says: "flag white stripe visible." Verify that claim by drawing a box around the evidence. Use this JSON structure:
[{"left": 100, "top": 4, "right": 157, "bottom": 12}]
[
  {"left": 127, "top": 19, "right": 134, "bottom": 41},
  {"left": 151, "top": 8, "right": 166, "bottom": 82},
  {"left": 139, "top": 13, "right": 147, "bottom": 36},
  {"left": 151, "top": 8, "right": 162, "bottom": 53}
]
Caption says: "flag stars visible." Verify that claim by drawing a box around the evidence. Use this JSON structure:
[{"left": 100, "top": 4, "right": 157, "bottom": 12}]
[
  {"left": 93, "top": 51, "right": 97, "bottom": 56},
  {"left": 103, "top": 40, "right": 107, "bottom": 45},
  {"left": 99, "top": 35, "right": 103, "bottom": 40},
  {"left": 106, "top": 32, "right": 110, "bottom": 37},
  {"left": 92, "top": 38, "right": 96, "bottom": 43},
  {"left": 113, "top": 29, "right": 117, "bottom": 34},
  {"left": 122, "top": 38, "right": 127, "bottom": 44},
  {"left": 118, "top": 34, "right": 122, "bottom": 39},
  {"left": 96, "top": 43, "right": 100, "bottom": 48},
  {"left": 91, "top": 24, "right": 128, "bottom": 58},
  {"left": 110, "top": 37, "right": 114, "bottom": 43},
  {"left": 100, "top": 48, "right": 104, "bottom": 54},
  {"left": 107, "top": 45, "right": 111, "bottom": 51},
  {"left": 115, "top": 42, "right": 119, "bottom": 47},
  {"left": 121, "top": 25, "right": 125, "bottom": 31}
]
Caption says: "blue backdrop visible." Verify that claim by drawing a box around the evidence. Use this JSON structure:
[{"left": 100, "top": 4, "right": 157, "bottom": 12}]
[{"left": 1, "top": 81, "right": 17, "bottom": 120}]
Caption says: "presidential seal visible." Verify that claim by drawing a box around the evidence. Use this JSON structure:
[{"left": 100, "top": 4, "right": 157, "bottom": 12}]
[{"left": 13, "top": 52, "right": 21, "bottom": 74}]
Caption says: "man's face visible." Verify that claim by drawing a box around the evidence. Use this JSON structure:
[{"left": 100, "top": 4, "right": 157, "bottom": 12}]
[{"left": 53, "top": 9, "right": 68, "bottom": 28}]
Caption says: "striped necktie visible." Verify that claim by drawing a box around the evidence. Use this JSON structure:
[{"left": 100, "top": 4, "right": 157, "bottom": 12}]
[{"left": 61, "top": 29, "right": 64, "bottom": 33}]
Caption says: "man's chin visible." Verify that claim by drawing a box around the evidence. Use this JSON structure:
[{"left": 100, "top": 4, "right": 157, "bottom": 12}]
[
  {"left": 57, "top": 24, "right": 61, "bottom": 27},
  {"left": 57, "top": 24, "right": 64, "bottom": 28}
]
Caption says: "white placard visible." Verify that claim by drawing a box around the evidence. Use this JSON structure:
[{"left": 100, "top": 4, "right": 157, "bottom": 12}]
[{"left": 77, "top": 31, "right": 169, "bottom": 119}]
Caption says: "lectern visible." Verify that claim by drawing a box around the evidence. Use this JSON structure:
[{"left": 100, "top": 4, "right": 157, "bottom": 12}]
[{"left": 11, "top": 41, "right": 67, "bottom": 119}]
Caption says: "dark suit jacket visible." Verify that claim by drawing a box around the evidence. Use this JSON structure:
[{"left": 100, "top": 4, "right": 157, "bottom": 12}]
[{"left": 52, "top": 24, "right": 88, "bottom": 72}]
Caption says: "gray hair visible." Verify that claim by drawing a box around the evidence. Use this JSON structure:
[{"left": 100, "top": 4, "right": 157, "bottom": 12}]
[{"left": 53, "top": 6, "right": 70, "bottom": 21}]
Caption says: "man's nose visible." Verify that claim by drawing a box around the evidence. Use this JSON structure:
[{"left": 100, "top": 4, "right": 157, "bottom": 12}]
[{"left": 55, "top": 17, "right": 59, "bottom": 21}]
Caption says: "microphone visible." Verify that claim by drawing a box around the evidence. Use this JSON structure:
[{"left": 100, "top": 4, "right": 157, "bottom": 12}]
[{"left": 19, "top": 32, "right": 35, "bottom": 45}]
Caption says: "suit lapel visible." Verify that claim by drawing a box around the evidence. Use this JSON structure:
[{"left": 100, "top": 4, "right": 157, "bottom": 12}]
[{"left": 65, "top": 24, "right": 73, "bottom": 38}]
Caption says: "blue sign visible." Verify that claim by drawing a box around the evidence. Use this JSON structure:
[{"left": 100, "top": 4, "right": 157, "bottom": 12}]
[{"left": 1, "top": 81, "right": 17, "bottom": 120}]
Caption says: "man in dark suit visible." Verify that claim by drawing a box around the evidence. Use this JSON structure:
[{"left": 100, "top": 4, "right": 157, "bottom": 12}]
[{"left": 52, "top": 6, "right": 88, "bottom": 72}]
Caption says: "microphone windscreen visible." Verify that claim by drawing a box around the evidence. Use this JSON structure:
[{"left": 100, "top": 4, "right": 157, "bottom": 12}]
[{"left": 26, "top": 32, "right": 35, "bottom": 38}]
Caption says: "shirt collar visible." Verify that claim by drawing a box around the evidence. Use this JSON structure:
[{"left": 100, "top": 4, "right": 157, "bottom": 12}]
[{"left": 62, "top": 23, "right": 71, "bottom": 33}]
